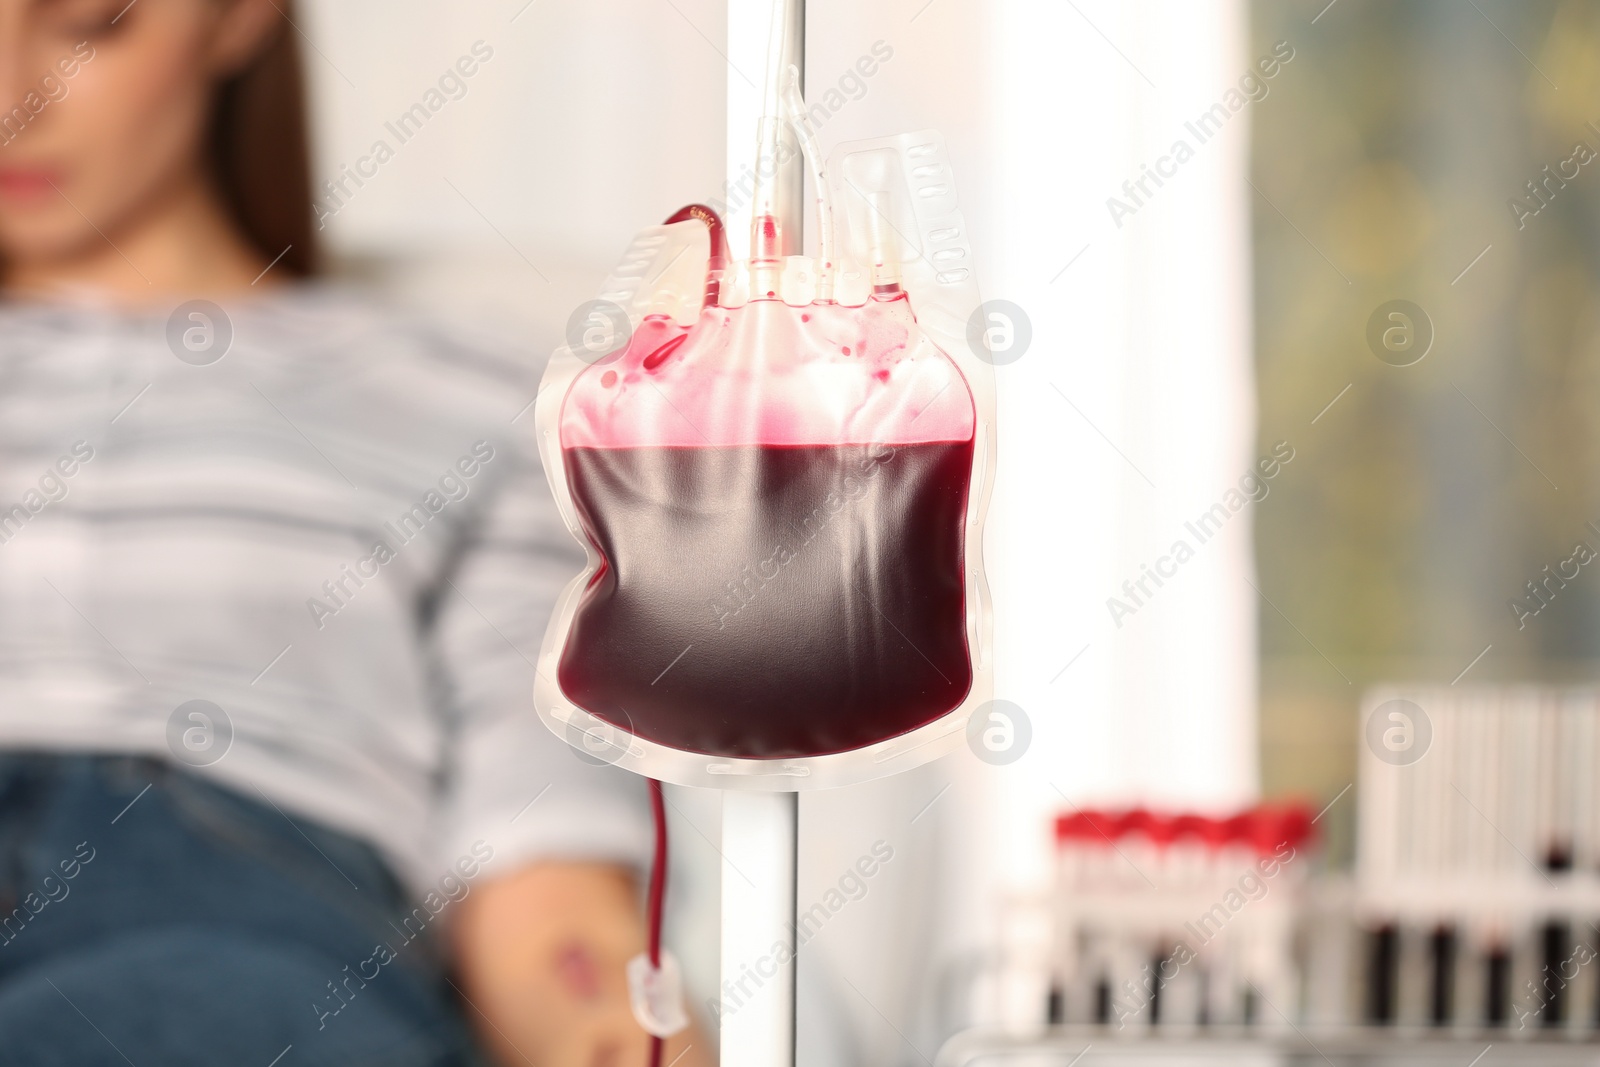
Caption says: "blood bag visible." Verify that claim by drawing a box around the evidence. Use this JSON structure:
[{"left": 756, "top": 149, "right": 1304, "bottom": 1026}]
[{"left": 533, "top": 124, "right": 996, "bottom": 790}]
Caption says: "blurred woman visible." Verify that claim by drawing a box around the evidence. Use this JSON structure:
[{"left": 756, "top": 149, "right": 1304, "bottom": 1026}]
[{"left": 0, "top": 2, "right": 695, "bottom": 1064}]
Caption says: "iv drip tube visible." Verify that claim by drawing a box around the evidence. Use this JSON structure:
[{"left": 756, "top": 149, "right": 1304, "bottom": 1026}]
[{"left": 781, "top": 63, "right": 836, "bottom": 302}]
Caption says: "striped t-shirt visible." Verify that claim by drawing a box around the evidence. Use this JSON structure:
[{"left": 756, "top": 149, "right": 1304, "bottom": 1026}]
[{"left": 0, "top": 287, "right": 649, "bottom": 892}]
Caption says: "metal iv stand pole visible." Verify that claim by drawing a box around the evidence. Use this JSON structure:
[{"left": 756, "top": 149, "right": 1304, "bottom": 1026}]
[{"left": 720, "top": 2, "right": 804, "bottom": 1064}]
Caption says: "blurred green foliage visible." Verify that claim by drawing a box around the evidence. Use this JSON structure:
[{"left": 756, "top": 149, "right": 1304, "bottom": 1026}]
[{"left": 1251, "top": 0, "right": 1600, "bottom": 850}]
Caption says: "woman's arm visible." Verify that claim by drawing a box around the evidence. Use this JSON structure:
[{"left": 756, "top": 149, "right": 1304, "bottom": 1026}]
[
  {"left": 454, "top": 861, "right": 709, "bottom": 1067},
  {"left": 429, "top": 376, "right": 710, "bottom": 1063}
]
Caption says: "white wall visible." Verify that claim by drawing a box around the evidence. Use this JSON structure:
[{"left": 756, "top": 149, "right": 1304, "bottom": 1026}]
[
  {"left": 301, "top": 0, "right": 728, "bottom": 341},
  {"left": 986, "top": 0, "right": 1263, "bottom": 881}
]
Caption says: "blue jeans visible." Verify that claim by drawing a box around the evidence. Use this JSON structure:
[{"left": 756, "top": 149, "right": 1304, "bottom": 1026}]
[{"left": 0, "top": 753, "right": 484, "bottom": 1066}]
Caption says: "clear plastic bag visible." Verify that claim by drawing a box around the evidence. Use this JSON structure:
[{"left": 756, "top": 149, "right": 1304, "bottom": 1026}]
[{"left": 533, "top": 130, "right": 995, "bottom": 790}]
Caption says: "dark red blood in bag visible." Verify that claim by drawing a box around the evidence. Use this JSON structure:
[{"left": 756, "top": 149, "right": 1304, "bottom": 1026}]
[
  {"left": 557, "top": 440, "right": 973, "bottom": 758},
  {"left": 556, "top": 297, "right": 976, "bottom": 760}
]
